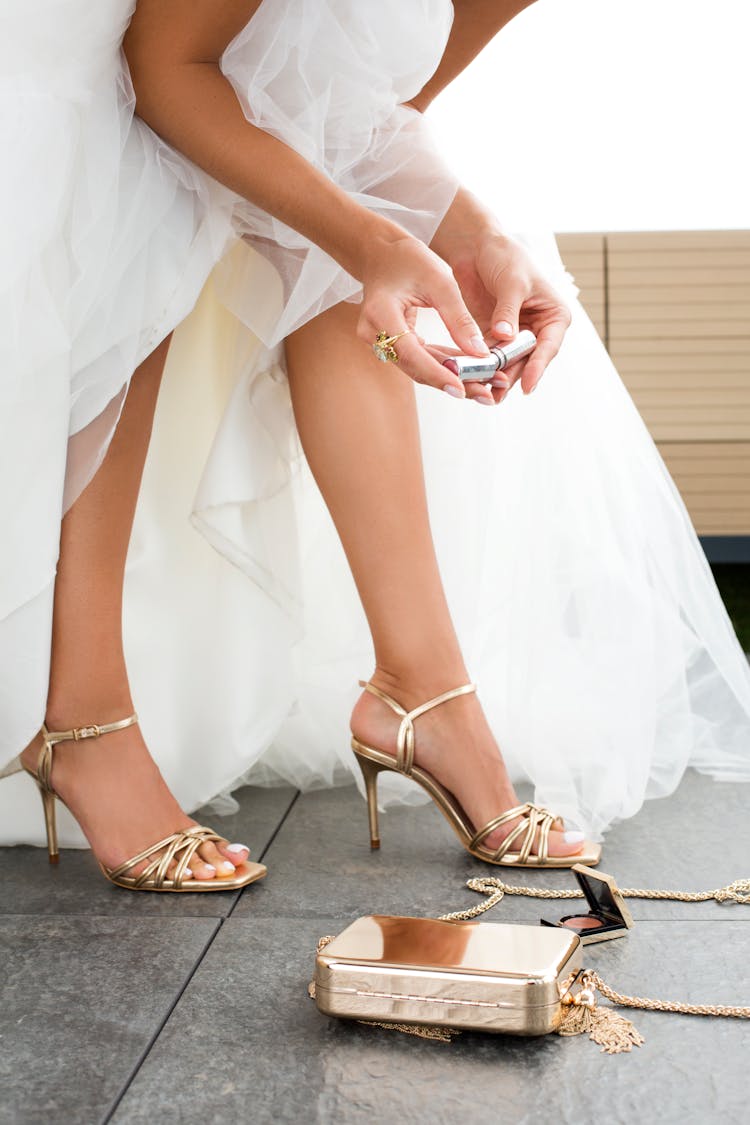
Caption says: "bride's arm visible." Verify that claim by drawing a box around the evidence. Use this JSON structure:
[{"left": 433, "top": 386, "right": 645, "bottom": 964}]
[
  {"left": 123, "top": 0, "right": 488, "bottom": 397},
  {"left": 123, "top": 2, "right": 384, "bottom": 281},
  {"left": 401, "top": 1, "right": 570, "bottom": 396},
  {"left": 408, "top": 0, "right": 537, "bottom": 111}
]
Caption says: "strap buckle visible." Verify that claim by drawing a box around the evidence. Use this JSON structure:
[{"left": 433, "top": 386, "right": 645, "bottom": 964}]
[{"left": 73, "top": 725, "right": 101, "bottom": 741}]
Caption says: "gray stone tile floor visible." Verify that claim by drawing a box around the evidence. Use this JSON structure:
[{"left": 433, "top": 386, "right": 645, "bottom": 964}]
[{"left": 1, "top": 770, "right": 748, "bottom": 1125}]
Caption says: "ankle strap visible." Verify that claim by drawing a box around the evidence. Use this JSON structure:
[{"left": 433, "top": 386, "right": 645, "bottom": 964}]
[
  {"left": 41, "top": 714, "right": 139, "bottom": 748},
  {"left": 358, "top": 681, "right": 476, "bottom": 775},
  {"left": 37, "top": 714, "right": 139, "bottom": 793}
]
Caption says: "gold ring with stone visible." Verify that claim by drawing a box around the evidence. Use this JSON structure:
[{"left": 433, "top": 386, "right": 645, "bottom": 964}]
[{"left": 372, "top": 329, "right": 410, "bottom": 364}]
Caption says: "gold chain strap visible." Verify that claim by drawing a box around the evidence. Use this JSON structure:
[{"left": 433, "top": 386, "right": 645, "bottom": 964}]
[
  {"left": 582, "top": 971, "right": 750, "bottom": 1020},
  {"left": 439, "top": 875, "right": 750, "bottom": 919}
]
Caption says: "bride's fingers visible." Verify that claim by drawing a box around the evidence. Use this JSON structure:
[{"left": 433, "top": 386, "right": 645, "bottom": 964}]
[
  {"left": 430, "top": 274, "right": 491, "bottom": 358},
  {"left": 462, "top": 378, "right": 497, "bottom": 405},
  {"left": 520, "top": 316, "right": 569, "bottom": 394},
  {"left": 358, "top": 306, "right": 466, "bottom": 395},
  {"left": 394, "top": 331, "right": 468, "bottom": 395}
]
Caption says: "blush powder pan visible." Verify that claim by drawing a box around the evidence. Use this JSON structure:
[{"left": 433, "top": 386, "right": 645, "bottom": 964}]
[{"left": 539, "top": 864, "right": 635, "bottom": 945}]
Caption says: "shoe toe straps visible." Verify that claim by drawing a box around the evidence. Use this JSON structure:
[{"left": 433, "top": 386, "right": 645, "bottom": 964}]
[
  {"left": 470, "top": 804, "right": 556, "bottom": 863},
  {"left": 107, "top": 826, "right": 225, "bottom": 889}
]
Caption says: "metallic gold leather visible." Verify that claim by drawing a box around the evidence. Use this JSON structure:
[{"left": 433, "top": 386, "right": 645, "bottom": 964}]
[
  {"left": 18, "top": 713, "right": 268, "bottom": 893},
  {"left": 353, "top": 679, "right": 601, "bottom": 868},
  {"left": 315, "top": 915, "right": 582, "bottom": 1036}
]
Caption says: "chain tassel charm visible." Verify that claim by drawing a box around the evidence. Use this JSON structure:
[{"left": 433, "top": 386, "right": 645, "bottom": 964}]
[{"left": 558, "top": 976, "right": 645, "bottom": 1053}]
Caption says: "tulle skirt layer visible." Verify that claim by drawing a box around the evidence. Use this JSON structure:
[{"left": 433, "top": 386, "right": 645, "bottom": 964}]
[
  {"left": 2, "top": 0, "right": 748, "bottom": 845},
  {"left": 157, "top": 237, "right": 750, "bottom": 842}
]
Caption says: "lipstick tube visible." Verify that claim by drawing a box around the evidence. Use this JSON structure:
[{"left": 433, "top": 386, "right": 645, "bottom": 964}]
[{"left": 443, "top": 330, "right": 537, "bottom": 382}]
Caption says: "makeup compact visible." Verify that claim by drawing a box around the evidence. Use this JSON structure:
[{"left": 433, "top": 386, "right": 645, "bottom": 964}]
[{"left": 540, "top": 864, "right": 634, "bottom": 945}]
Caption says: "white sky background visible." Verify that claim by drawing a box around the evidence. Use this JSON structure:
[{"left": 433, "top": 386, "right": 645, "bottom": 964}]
[{"left": 429, "top": 0, "right": 750, "bottom": 231}]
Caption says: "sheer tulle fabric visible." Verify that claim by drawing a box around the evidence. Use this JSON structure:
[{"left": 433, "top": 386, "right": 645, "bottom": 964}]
[
  {"left": 2, "top": 0, "right": 749, "bottom": 847},
  {"left": 0, "top": 0, "right": 233, "bottom": 767}
]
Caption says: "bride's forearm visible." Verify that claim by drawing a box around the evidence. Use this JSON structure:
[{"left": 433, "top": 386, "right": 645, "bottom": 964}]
[
  {"left": 430, "top": 187, "right": 506, "bottom": 266},
  {"left": 123, "top": 3, "right": 408, "bottom": 281},
  {"left": 408, "top": 0, "right": 537, "bottom": 111}
]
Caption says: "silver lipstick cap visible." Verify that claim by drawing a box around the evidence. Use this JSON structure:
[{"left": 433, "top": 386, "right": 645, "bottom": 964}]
[
  {"left": 444, "top": 330, "right": 537, "bottom": 382},
  {"left": 490, "top": 330, "right": 537, "bottom": 371}
]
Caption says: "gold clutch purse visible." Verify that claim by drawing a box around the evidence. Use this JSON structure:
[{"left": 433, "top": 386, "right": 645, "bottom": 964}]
[
  {"left": 312, "top": 871, "right": 750, "bottom": 1051},
  {"left": 314, "top": 913, "right": 582, "bottom": 1036}
]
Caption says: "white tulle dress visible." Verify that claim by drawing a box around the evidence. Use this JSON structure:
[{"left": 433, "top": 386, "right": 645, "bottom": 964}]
[{"left": 2, "top": 0, "right": 749, "bottom": 848}]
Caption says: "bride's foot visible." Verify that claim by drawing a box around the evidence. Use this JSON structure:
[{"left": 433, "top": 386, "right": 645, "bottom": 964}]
[
  {"left": 350, "top": 672, "right": 585, "bottom": 860},
  {"left": 19, "top": 715, "right": 250, "bottom": 881}
]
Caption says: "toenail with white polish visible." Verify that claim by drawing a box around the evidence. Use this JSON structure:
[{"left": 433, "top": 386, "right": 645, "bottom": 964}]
[
  {"left": 204, "top": 864, "right": 215, "bottom": 872},
  {"left": 185, "top": 868, "right": 193, "bottom": 877},
  {"left": 564, "top": 830, "right": 585, "bottom": 844},
  {"left": 220, "top": 861, "right": 235, "bottom": 872},
  {"left": 226, "top": 844, "right": 247, "bottom": 854}
]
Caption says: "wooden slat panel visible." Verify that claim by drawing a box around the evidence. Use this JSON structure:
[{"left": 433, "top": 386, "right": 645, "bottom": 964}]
[
  {"left": 625, "top": 370, "right": 750, "bottom": 389},
  {"left": 609, "top": 283, "right": 750, "bottom": 305},
  {"left": 611, "top": 336, "right": 747, "bottom": 356},
  {"left": 610, "top": 323, "right": 749, "bottom": 341},
  {"left": 555, "top": 231, "right": 750, "bottom": 530},
  {"left": 607, "top": 230, "right": 750, "bottom": 250},
  {"left": 609, "top": 266, "right": 750, "bottom": 287},
  {"left": 658, "top": 441, "right": 750, "bottom": 534},
  {"left": 606, "top": 231, "right": 750, "bottom": 447},
  {"left": 611, "top": 303, "right": 749, "bottom": 323},
  {"left": 556, "top": 234, "right": 605, "bottom": 253},
  {"left": 609, "top": 249, "right": 750, "bottom": 270},
  {"left": 555, "top": 234, "right": 606, "bottom": 339}
]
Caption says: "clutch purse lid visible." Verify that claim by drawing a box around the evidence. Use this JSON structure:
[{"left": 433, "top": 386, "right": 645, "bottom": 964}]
[
  {"left": 317, "top": 914, "right": 580, "bottom": 977},
  {"left": 315, "top": 914, "right": 582, "bottom": 1034}
]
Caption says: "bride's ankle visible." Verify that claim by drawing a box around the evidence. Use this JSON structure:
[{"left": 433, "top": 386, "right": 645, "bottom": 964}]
[
  {"left": 366, "top": 663, "right": 472, "bottom": 711},
  {"left": 43, "top": 689, "right": 136, "bottom": 732}
]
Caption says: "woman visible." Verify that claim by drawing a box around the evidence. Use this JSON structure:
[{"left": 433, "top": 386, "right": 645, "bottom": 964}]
[{"left": 2, "top": 1, "right": 748, "bottom": 887}]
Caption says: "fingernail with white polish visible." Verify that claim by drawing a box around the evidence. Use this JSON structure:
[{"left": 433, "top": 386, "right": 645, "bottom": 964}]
[
  {"left": 443, "top": 384, "right": 464, "bottom": 398},
  {"left": 564, "top": 830, "right": 585, "bottom": 844},
  {"left": 490, "top": 378, "right": 510, "bottom": 388},
  {"left": 476, "top": 396, "right": 494, "bottom": 406},
  {"left": 494, "top": 321, "right": 514, "bottom": 336},
  {"left": 471, "top": 335, "right": 490, "bottom": 354},
  {"left": 226, "top": 843, "right": 247, "bottom": 854}
]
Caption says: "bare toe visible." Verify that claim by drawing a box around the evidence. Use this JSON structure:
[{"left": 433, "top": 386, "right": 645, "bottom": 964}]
[
  {"left": 217, "top": 841, "right": 250, "bottom": 868},
  {"left": 197, "top": 841, "right": 237, "bottom": 879},
  {"left": 188, "top": 855, "right": 219, "bottom": 881}
]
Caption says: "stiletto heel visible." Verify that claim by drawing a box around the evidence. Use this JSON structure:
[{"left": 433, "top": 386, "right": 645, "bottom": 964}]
[
  {"left": 11, "top": 715, "right": 267, "bottom": 893},
  {"left": 351, "top": 679, "right": 601, "bottom": 869},
  {"left": 354, "top": 752, "right": 383, "bottom": 849},
  {"left": 37, "top": 783, "right": 59, "bottom": 864}
]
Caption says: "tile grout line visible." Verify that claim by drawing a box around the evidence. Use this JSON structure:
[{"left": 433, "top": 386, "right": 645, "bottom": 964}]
[
  {"left": 98, "top": 918, "right": 222, "bottom": 1125},
  {"left": 224, "top": 789, "right": 301, "bottom": 922},
  {"left": 99, "top": 788, "right": 301, "bottom": 1124}
]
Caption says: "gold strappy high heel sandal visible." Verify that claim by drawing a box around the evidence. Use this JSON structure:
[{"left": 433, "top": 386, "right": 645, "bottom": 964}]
[
  {"left": 351, "top": 680, "right": 601, "bottom": 868},
  {"left": 17, "top": 714, "right": 267, "bottom": 892}
]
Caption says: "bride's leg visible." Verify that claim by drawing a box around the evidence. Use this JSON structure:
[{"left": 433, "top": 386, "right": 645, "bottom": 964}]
[
  {"left": 20, "top": 337, "right": 249, "bottom": 878},
  {"left": 285, "top": 302, "right": 583, "bottom": 857}
]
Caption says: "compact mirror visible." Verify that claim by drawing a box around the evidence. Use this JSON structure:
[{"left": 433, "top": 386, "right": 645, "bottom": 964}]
[{"left": 539, "top": 864, "right": 634, "bottom": 945}]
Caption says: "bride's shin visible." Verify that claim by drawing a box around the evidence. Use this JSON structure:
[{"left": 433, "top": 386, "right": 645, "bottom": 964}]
[
  {"left": 45, "top": 336, "right": 171, "bottom": 727},
  {"left": 285, "top": 303, "right": 468, "bottom": 705}
]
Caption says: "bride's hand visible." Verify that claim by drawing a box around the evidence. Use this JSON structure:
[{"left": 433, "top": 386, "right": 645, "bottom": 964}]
[
  {"left": 432, "top": 194, "right": 572, "bottom": 403},
  {"left": 356, "top": 230, "right": 494, "bottom": 400}
]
